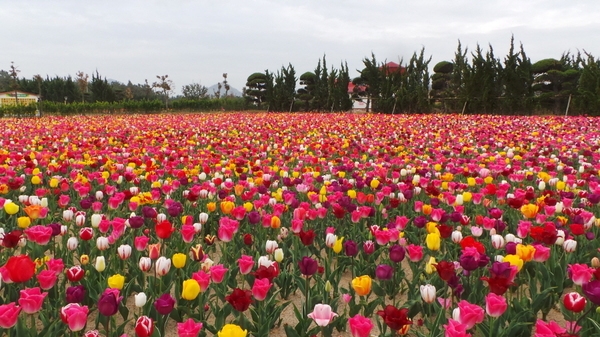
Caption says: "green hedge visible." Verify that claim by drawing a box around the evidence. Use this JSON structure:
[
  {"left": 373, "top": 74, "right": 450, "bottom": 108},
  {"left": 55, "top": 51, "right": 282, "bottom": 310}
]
[{"left": 0, "top": 97, "right": 249, "bottom": 117}]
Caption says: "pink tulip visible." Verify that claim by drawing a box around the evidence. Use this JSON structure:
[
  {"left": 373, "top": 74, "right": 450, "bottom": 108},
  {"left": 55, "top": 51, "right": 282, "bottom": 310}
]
[
  {"left": 443, "top": 318, "right": 470, "bottom": 337},
  {"left": 407, "top": 244, "right": 424, "bottom": 262},
  {"left": 18, "top": 287, "right": 48, "bottom": 314},
  {"left": 485, "top": 293, "right": 507, "bottom": 317},
  {"left": 252, "top": 278, "right": 272, "bottom": 301},
  {"left": 134, "top": 236, "right": 149, "bottom": 251},
  {"left": 237, "top": 255, "right": 254, "bottom": 275},
  {"left": 348, "top": 314, "right": 373, "bottom": 337},
  {"left": 37, "top": 269, "right": 59, "bottom": 290},
  {"left": 307, "top": 304, "right": 337, "bottom": 327},
  {"left": 532, "top": 244, "right": 550, "bottom": 262},
  {"left": 60, "top": 303, "right": 89, "bottom": 332},
  {"left": 569, "top": 264, "right": 595, "bottom": 286},
  {"left": 209, "top": 264, "right": 228, "bottom": 284},
  {"left": 191, "top": 271, "right": 211, "bottom": 292},
  {"left": 181, "top": 224, "right": 195, "bottom": 243},
  {"left": 177, "top": 318, "right": 203, "bottom": 337},
  {"left": 0, "top": 302, "right": 21, "bottom": 328},
  {"left": 457, "top": 300, "right": 485, "bottom": 329}
]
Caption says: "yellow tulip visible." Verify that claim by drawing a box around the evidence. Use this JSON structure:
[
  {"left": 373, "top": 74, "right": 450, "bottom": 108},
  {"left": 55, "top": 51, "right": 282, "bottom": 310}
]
[
  {"left": 516, "top": 244, "right": 536, "bottom": 262},
  {"left": 17, "top": 216, "right": 31, "bottom": 229},
  {"left": 243, "top": 202, "right": 253, "bottom": 212},
  {"left": 207, "top": 202, "right": 217, "bottom": 213},
  {"left": 49, "top": 178, "right": 59, "bottom": 188},
  {"left": 172, "top": 253, "right": 187, "bottom": 269},
  {"left": 462, "top": 192, "right": 472, "bottom": 202},
  {"left": 31, "top": 175, "right": 42, "bottom": 185},
  {"left": 520, "top": 204, "right": 539, "bottom": 219},
  {"left": 218, "top": 324, "right": 247, "bottom": 337},
  {"left": 426, "top": 233, "right": 441, "bottom": 251},
  {"left": 467, "top": 177, "right": 476, "bottom": 186},
  {"left": 181, "top": 279, "right": 201, "bottom": 300},
  {"left": 108, "top": 274, "right": 125, "bottom": 289},
  {"left": 333, "top": 236, "right": 344, "bottom": 254},
  {"left": 3, "top": 202, "right": 19, "bottom": 215},
  {"left": 503, "top": 254, "right": 524, "bottom": 271},
  {"left": 556, "top": 181, "right": 566, "bottom": 191},
  {"left": 351, "top": 275, "right": 372, "bottom": 296},
  {"left": 347, "top": 190, "right": 357, "bottom": 199},
  {"left": 425, "top": 257, "right": 437, "bottom": 274},
  {"left": 370, "top": 179, "right": 380, "bottom": 189}
]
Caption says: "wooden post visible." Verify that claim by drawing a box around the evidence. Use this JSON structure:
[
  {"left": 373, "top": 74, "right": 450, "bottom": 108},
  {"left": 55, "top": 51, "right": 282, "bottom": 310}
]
[
  {"left": 564, "top": 94, "right": 572, "bottom": 117},
  {"left": 461, "top": 100, "right": 468, "bottom": 115}
]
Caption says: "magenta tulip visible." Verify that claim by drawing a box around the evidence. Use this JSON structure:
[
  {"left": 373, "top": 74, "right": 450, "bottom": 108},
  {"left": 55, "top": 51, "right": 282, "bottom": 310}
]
[
  {"left": 60, "top": 303, "right": 89, "bottom": 332},
  {"left": 485, "top": 293, "right": 507, "bottom": 317},
  {"left": 18, "top": 287, "right": 48, "bottom": 314},
  {"left": 0, "top": 302, "right": 21, "bottom": 328},
  {"left": 252, "top": 278, "right": 272, "bottom": 301},
  {"left": 348, "top": 314, "right": 373, "bottom": 337},
  {"left": 177, "top": 318, "right": 204, "bottom": 337}
]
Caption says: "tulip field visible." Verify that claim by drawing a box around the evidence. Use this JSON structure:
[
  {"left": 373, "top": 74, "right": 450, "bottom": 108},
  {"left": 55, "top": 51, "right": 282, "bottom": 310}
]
[{"left": 1, "top": 112, "right": 600, "bottom": 337}]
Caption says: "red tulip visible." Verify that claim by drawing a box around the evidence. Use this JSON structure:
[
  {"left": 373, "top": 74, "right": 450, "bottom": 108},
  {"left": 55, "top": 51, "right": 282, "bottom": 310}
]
[
  {"left": 563, "top": 292, "right": 587, "bottom": 313},
  {"left": 155, "top": 220, "right": 175, "bottom": 239},
  {"left": 225, "top": 288, "right": 252, "bottom": 312},
  {"left": 4, "top": 255, "right": 35, "bottom": 283},
  {"left": 135, "top": 316, "right": 154, "bottom": 337},
  {"left": 66, "top": 265, "right": 85, "bottom": 282},
  {"left": 377, "top": 305, "right": 411, "bottom": 331}
]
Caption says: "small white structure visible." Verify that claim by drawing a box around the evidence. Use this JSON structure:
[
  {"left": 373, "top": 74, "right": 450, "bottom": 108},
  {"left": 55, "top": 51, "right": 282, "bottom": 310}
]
[{"left": 0, "top": 91, "right": 39, "bottom": 107}]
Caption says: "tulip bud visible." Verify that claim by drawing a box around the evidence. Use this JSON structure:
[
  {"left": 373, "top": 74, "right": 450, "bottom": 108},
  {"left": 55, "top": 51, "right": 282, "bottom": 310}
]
[
  {"left": 274, "top": 248, "right": 284, "bottom": 263},
  {"left": 67, "top": 237, "right": 79, "bottom": 250},
  {"left": 95, "top": 256, "right": 106, "bottom": 272},
  {"left": 41, "top": 198, "right": 48, "bottom": 207},
  {"left": 592, "top": 257, "right": 600, "bottom": 268},
  {"left": 95, "top": 191, "right": 104, "bottom": 200},
  {"left": 155, "top": 257, "right": 171, "bottom": 276},
  {"left": 134, "top": 292, "right": 147, "bottom": 307},
  {"left": 91, "top": 214, "right": 102, "bottom": 228},
  {"left": 96, "top": 237, "right": 109, "bottom": 250},
  {"left": 198, "top": 212, "right": 209, "bottom": 224},
  {"left": 117, "top": 244, "right": 132, "bottom": 260},
  {"left": 139, "top": 257, "right": 152, "bottom": 272},
  {"left": 563, "top": 239, "right": 577, "bottom": 253},
  {"left": 80, "top": 255, "right": 90, "bottom": 265},
  {"left": 75, "top": 214, "right": 86, "bottom": 227},
  {"left": 555, "top": 230, "right": 565, "bottom": 246},
  {"left": 420, "top": 284, "right": 436, "bottom": 303},
  {"left": 324, "top": 280, "right": 332, "bottom": 293},
  {"left": 193, "top": 222, "right": 202, "bottom": 233},
  {"left": 265, "top": 240, "right": 278, "bottom": 254},
  {"left": 451, "top": 231, "right": 463, "bottom": 244},
  {"left": 491, "top": 234, "right": 505, "bottom": 249},
  {"left": 63, "top": 210, "right": 74, "bottom": 222}
]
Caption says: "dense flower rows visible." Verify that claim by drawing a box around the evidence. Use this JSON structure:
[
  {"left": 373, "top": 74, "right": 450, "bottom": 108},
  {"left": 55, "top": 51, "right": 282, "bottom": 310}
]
[{"left": 0, "top": 113, "right": 600, "bottom": 337}]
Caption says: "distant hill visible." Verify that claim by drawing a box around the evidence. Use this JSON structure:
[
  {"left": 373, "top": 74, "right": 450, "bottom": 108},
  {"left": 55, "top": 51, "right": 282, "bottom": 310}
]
[{"left": 207, "top": 84, "right": 243, "bottom": 97}]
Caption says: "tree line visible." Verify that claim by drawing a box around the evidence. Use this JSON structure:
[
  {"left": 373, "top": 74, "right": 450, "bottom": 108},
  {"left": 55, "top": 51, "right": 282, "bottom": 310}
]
[{"left": 3, "top": 36, "right": 600, "bottom": 115}]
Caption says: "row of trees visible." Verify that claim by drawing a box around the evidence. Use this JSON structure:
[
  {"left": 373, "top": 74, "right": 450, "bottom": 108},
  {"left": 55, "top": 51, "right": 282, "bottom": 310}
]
[
  {"left": 243, "top": 36, "right": 600, "bottom": 115},
  {"left": 4, "top": 36, "right": 600, "bottom": 115},
  {"left": 245, "top": 57, "right": 354, "bottom": 112}
]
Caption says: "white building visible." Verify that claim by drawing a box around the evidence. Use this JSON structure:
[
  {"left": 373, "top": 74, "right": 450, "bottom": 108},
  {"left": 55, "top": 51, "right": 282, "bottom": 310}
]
[{"left": 0, "top": 91, "right": 39, "bottom": 107}]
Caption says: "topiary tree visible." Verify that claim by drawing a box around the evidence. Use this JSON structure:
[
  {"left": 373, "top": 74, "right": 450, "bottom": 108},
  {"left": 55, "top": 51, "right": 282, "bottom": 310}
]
[
  {"left": 532, "top": 54, "right": 580, "bottom": 114},
  {"left": 297, "top": 71, "right": 317, "bottom": 111},
  {"left": 245, "top": 72, "right": 269, "bottom": 108}
]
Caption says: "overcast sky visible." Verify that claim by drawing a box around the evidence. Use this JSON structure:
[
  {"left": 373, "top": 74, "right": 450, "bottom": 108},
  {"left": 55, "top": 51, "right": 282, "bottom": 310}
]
[{"left": 2, "top": 0, "right": 600, "bottom": 94}]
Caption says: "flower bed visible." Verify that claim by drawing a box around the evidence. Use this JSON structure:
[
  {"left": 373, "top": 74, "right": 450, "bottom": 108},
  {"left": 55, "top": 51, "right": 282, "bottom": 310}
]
[{"left": 0, "top": 113, "right": 599, "bottom": 337}]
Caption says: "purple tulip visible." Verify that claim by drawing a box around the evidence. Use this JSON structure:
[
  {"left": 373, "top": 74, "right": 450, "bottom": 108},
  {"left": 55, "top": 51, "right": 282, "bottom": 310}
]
[
  {"left": 298, "top": 257, "right": 318, "bottom": 276},
  {"left": 142, "top": 206, "right": 157, "bottom": 219},
  {"left": 166, "top": 202, "right": 183, "bottom": 217},
  {"left": 247, "top": 211, "right": 261, "bottom": 225},
  {"left": 375, "top": 264, "right": 394, "bottom": 280},
  {"left": 129, "top": 216, "right": 145, "bottom": 229},
  {"left": 344, "top": 240, "right": 358, "bottom": 257},
  {"left": 66, "top": 285, "right": 86, "bottom": 303},
  {"left": 388, "top": 245, "right": 405, "bottom": 263},
  {"left": 154, "top": 293, "right": 175, "bottom": 315},
  {"left": 98, "top": 289, "right": 122, "bottom": 316},
  {"left": 583, "top": 280, "right": 600, "bottom": 305}
]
